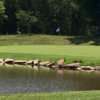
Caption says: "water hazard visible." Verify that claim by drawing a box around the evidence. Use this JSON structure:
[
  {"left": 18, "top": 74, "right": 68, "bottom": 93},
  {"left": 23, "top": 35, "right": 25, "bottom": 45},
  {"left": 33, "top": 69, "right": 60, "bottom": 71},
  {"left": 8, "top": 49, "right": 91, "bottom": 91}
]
[{"left": 0, "top": 65, "right": 100, "bottom": 94}]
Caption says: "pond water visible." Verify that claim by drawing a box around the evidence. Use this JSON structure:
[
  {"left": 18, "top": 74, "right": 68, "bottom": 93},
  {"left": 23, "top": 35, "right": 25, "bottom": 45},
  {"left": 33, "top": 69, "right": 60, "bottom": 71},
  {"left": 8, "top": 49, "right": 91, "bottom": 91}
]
[{"left": 0, "top": 65, "right": 100, "bottom": 94}]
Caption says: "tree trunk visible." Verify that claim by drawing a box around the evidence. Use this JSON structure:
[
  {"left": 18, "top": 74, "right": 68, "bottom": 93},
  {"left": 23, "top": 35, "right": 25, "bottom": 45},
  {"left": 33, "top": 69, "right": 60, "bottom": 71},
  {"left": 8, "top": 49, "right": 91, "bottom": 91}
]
[
  {"left": 27, "top": 24, "right": 31, "bottom": 35},
  {"left": 98, "top": 20, "right": 100, "bottom": 36}
]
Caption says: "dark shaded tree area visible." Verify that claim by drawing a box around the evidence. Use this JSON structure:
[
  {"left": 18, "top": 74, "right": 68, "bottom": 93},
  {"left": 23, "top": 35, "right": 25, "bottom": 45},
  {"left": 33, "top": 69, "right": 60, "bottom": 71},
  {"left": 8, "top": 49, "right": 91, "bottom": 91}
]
[{"left": 0, "top": 0, "right": 100, "bottom": 36}]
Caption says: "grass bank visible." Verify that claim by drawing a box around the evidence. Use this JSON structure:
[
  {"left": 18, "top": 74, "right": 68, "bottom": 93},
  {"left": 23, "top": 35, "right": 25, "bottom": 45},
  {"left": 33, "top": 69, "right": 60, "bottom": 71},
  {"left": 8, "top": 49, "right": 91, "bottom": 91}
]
[
  {"left": 0, "top": 91, "right": 100, "bottom": 100},
  {"left": 0, "top": 35, "right": 100, "bottom": 66},
  {"left": 0, "top": 45, "right": 100, "bottom": 66},
  {"left": 0, "top": 35, "right": 100, "bottom": 45}
]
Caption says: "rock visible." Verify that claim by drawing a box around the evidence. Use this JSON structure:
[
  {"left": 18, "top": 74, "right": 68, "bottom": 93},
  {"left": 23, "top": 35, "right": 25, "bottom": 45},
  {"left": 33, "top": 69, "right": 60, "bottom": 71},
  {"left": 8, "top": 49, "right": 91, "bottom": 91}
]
[
  {"left": 39, "top": 61, "right": 50, "bottom": 66},
  {"left": 46, "top": 62, "right": 55, "bottom": 67},
  {"left": 95, "top": 66, "right": 100, "bottom": 70},
  {"left": 56, "top": 59, "right": 64, "bottom": 65},
  {"left": 0, "top": 59, "right": 4, "bottom": 63},
  {"left": 81, "top": 66, "right": 95, "bottom": 70},
  {"left": 33, "top": 59, "right": 39, "bottom": 65},
  {"left": 51, "top": 65, "right": 56, "bottom": 69},
  {"left": 63, "top": 63, "right": 80, "bottom": 69},
  {"left": 76, "top": 67, "right": 81, "bottom": 70},
  {"left": 26, "top": 60, "right": 34, "bottom": 65},
  {"left": 5, "top": 58, "right": 14, "bottom": 64},
  {"left": 14, "top": 60, "right": 27, "bottom": 65},
  {"left": 81, "top": 70, "right": 95, "bottom": 73}
]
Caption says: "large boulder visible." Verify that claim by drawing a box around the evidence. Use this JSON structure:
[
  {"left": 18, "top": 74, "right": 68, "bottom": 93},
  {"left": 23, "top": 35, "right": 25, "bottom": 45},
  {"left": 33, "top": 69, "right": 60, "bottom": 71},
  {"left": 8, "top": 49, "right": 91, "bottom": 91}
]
[
  {"left": 39, "top": 61, "right": 50, "bottom": 66},
  {"left": 14, "top": 60, "right": 27, "bottom": 65},
  {"left": 56, "top": 59, "right": 64, "bottom": 67},
  {"left": 5, "top": 58, "right": 14, "bottom": 64},
  {"left": 63, "top": 63, "right": 80, "bottom": 69},
  {"left": 56, "top": 59, "right": 64, "bottom": 65}
]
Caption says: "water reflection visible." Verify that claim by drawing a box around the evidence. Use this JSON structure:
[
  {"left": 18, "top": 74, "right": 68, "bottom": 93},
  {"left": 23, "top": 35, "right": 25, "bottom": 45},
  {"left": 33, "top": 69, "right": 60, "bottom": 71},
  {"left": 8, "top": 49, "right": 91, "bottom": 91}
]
[{"left": 0, "top": 65, "right": 100, "bottom": 94}]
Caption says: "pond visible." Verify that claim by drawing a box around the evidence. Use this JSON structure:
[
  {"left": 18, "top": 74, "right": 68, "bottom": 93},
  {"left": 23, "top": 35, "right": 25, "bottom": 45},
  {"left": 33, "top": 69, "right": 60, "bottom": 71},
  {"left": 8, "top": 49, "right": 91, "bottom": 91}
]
[{"left": 0, "top": 65, "right": 100, "bottom": 94}]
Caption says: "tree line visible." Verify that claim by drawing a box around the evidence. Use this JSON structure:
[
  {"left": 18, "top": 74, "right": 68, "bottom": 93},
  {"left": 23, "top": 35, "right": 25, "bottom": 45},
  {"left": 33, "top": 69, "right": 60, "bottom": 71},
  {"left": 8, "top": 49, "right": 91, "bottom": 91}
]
[{"left": 0, "top": 0, "right": 100, "bottom": 36}]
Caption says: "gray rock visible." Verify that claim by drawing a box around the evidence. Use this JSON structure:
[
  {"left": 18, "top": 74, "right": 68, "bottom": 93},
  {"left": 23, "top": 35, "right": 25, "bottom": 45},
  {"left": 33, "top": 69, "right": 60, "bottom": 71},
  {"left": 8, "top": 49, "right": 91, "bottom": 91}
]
[
  {"left": 95, "top": 66, "right": 100, "bottom": 70},
  {"left": 33, "top": 59, "right": 39, "bottom": 65},
  {"left": 81, "top": 66, "right": 95, "bottom": 70},
  {"left": 51, "top": 65, "right": 56, "bottom": 69},
  {"left": 63, "top": 63, "right": 80, "bottom": 69},
  {"left": 26, "top": 60, "right": 34, "bottom": 65},
  {"left": 39, "top": 61, "right": 50, "bottom": 66},
  {"left": 46, "top": 62, "right": 55, "bottom": 67},
  {"left": 15, "top": 60, "right": 27, "bottom": 65},
  {"left": 5, "top": 58, "right": 14, "bottom": 64}
]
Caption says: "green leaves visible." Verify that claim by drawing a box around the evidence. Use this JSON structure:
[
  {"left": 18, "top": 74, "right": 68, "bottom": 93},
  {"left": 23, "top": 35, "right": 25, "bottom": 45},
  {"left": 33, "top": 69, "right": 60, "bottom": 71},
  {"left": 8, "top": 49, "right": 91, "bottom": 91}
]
[{"left": 16, "top": 10, "right": 38, "bottom": 34}]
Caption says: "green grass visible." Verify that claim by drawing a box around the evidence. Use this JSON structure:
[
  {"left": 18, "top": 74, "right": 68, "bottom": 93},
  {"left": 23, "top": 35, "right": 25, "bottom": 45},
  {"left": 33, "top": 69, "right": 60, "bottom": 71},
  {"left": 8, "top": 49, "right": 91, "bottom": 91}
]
[
  {"left": 0, "top": 91, "right": 100, "bottom": 100},
  {"left": 0, "top": 45, "right": 100, "bottom": 66},
  {"left": 0, "top": 35, "right": 100, "bottom": 45},
  {"left": 0, "top": 45, "right": 100, "bottom": 57},
  {"left": 0, "top": 35, "right": 100, "bottom": 66}
]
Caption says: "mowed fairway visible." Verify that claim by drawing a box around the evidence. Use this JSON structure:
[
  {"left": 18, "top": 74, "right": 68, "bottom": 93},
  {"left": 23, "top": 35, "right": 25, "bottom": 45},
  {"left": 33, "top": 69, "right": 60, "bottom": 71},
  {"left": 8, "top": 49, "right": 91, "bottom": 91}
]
[{"left": 0, "top": 45, "right": 100, "bottom": 57}]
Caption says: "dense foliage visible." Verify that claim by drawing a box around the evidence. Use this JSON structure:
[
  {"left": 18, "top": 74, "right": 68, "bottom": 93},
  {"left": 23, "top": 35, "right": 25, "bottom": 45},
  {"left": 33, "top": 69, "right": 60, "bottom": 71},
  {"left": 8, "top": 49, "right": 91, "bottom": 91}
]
[{"left": 0, "top": 0, "right": 100, "bottom": 35}]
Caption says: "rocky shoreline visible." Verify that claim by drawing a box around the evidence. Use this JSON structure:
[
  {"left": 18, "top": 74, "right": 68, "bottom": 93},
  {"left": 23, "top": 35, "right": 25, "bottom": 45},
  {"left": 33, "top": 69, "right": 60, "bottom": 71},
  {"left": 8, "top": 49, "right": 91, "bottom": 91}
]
[{"left": 0, "top": 58, "right": 100, "bottom": 71}]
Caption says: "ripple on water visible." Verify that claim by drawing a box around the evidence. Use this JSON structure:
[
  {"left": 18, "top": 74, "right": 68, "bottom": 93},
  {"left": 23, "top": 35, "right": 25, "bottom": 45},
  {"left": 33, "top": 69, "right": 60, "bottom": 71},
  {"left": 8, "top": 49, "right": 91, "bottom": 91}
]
[{"left": 0, "top": 65, "right": 100, "bottom": 94}]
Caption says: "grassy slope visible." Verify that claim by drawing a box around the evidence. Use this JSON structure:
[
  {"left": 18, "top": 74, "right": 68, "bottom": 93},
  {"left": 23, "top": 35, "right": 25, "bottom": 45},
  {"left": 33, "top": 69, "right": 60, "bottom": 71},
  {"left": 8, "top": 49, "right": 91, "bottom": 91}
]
[
  {"left": 0, "top": 91, "right": 100, "bottom": 100},
  {"left": 0, "top": 35, "right": 100, "bottom": 45}
]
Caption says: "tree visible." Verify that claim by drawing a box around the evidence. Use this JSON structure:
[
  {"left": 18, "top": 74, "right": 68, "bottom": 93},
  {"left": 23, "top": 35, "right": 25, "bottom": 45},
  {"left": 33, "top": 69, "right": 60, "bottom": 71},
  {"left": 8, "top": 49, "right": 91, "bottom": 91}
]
[
  {"left": 4, "top": 0, "right": 19, "bottom": 34},
  {"left": 74, "top": 0, "right": 100, "bottom": 35},
  {"left": 0, "top": 1, "right": 7, "bottom": 34},
  {"left": 16, "top": 10, "right": 38, "bottom": 35}
]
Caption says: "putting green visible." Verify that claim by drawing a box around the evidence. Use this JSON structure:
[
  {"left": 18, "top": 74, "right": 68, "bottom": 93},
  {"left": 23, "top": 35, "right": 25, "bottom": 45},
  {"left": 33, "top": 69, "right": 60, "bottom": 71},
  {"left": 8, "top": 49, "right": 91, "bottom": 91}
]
[{"left": 0, "top": 45, "right": 100, "bottom": 57}]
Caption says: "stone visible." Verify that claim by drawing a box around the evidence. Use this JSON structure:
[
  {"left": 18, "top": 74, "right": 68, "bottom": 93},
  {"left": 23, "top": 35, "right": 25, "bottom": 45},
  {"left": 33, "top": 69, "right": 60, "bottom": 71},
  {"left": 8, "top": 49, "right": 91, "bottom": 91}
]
[
  {"left": 26, "top": 60, "right": 34, "bottom": 65},
  {"left": 5, "top": 58, "right": 14, "bottom": 64},
  {"left": 14, "top": 60, "right": 27, "bottom": 65},
  {"left": 0, "top": 58, "right": 4, "bottom": 63},
  {"left": 81, "top": 66, "right": 95, "bottom": 70},
  {"left": 51, "top": 65, "right": 56, "bottom": 69},
  {"left": 95, "top": 66, "right": 100, "bottom": 70},
  {"left": 56, "top": 59, "right": 64, "bottom": 65},
  {"left": 39, "top": 61, "right": 50, "bottom": 66},
  {"left": 46, "top": 62, "right": 55, "bottom": 67},
  {"left": 33, "top": 59, "right": 39, "bottom": 65},
  {"left": 63, "top": 63, "right": 80, "bottom": 69},
  {"left": 76, "top": 67, "right": 81, "bottom": 70}
]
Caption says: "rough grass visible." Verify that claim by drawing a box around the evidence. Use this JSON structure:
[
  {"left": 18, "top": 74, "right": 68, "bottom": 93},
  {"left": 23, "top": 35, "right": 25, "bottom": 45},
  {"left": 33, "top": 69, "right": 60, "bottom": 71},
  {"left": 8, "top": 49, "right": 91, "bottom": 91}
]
[
  {"left": 0, "top": 91, "right": 100, "bottom": 100},
  {"left": 0, "top": 35, "right": 100, "bottom": 45}
]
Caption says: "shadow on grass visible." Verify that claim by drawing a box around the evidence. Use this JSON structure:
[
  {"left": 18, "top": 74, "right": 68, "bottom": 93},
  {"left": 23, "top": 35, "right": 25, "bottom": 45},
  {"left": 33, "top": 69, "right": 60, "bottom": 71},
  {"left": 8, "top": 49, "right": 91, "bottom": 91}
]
[{"left": 66, "top": 36, "right": 100, "bottom": 45}]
